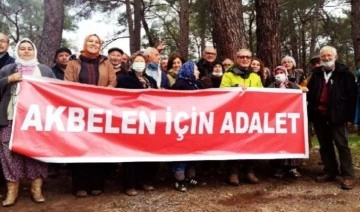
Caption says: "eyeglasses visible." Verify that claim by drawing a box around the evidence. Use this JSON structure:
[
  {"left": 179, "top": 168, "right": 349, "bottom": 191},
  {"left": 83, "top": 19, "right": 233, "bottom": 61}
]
[
  {"left": 205, "top": 52, "right": 217, "bottom": 56},
  {"left": 237, "top": 55, "right": 251, "bottom": 60},
  {"left": 0, "top": 39, "right": 8, "bottom": 44},
  {"left": 223, "top": 63, "right": 232, "bottom": 67}
]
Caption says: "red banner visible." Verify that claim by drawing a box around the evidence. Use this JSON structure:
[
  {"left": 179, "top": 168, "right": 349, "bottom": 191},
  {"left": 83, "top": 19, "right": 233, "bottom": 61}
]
[{"left": 10, "top": 77, "right": 308, "bottom": 162}]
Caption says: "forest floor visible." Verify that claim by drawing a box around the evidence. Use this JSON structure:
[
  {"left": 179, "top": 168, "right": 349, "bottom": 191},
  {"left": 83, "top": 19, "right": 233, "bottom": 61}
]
[{"left": 2, "top": 135, "right": 360, "bottom": 212}]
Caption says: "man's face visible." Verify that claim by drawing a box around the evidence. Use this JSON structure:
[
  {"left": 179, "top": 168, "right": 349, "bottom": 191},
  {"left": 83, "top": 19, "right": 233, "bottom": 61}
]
[
  {"left": 320, "top": 50, "right": 337, "bottom": 63},
  {"left": 55, "top": 51, "right": 70, "bottom": 67},
  {"left": 203, "top": 48, "right": 217, "bottom": 63},
  {"left": 148, "top": 49, "right": 160, "bottom": 64},
  {"left": 122, "top": 54, "right": 129, "bottom": 63},
  {"left": 0, "top": 34, "right": 9, "bottom": 54},
  {"left": 235, "top": 50, "right": 252, "bottom": 68},
  {"left": 160, "top": 58, "right": 168, "bottom": 71},
  {"left": 108, "top": 51, "right": 123, "bottom": 66},
  {"left": 222, "top": 59, "right": 233, "bottom": 70}
]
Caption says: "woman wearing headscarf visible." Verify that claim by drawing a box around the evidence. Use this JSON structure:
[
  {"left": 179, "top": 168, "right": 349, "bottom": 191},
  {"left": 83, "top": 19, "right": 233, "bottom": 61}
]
[
  {"left": 117, "top": 53, "right": 158, "bottom": 196},
  {"left": 65, "top": 34, "right": 116, "bottom": 197},
  {"left": 0, "top": 38, "right": 55, "bottom": 206},
  {"left": 268, "top": 66, "right": 302, "bottom": 178},
  {"left": 170, "top": 61, "right": 203, "bottom": 192}
]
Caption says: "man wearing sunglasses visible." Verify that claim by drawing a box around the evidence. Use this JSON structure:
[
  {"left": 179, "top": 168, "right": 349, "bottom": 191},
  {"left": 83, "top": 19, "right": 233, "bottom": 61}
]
[
  {"left": 220, "top": 48, "right": 263, "bottom": 186},
  {"left": 197, "top": 46, "right": 220, "bottom": 78},
  {"left": 220, "top": 49, "right": 263, "bottom": 88}
]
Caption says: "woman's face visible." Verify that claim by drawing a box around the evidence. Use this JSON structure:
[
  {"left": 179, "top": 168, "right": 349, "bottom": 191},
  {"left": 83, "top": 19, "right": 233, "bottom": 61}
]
[
  {"left": 172, "top": 57, "right": 182, "bottom": 71},
  {"left": 133, "top": 55, "right": 145, "bottom": 63},
  {"left": 250, "top": 60, "right": 261, "bottom": 73},
  {"left": 86, "top": 36, "right": 101, "bottom": 54},
  {"left": 194, "top": 65, "right": 200, "bottom": 80},
  {"left": 213, "top": 64, "right": 223, "bottom": 74},
  {"left": 17, "top": 42, "right": 35, "bottom": 60},
  {"left": 282, "top": 59, "right": 294, "bottom": 70}
]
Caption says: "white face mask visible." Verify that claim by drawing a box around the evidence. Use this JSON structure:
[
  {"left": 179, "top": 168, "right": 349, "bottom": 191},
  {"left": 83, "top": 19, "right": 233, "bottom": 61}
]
[
  {"left": 132, "top": 62, "right": 146, "bottom": 72},
  {"left": 275, "top": 73, "right": 287, "bottom": 83},
  {"left": 212, "top": 72, "right": 223, "bottom": 77},
  {"left": 322, "top": 60, "right": 335, "bottom": 68}
]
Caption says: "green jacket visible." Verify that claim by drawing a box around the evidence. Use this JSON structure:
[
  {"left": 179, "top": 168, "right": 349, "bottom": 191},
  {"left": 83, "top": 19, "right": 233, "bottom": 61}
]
[{"left": 220, "top": 65, "right": 263, "bottom": 88}]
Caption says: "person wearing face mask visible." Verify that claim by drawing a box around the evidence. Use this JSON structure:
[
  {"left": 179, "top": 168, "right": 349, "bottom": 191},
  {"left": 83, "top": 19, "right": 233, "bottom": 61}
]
[
  {"left": 166, "top": 53, "right": 185, "bottom": 86},
  {"left": 117, "top": 53, "right": 157, "bottom": 89},
  {"left": 200, "top": 60, "right": 224, "bottom": 88},
  {"left": 268, "top": 66, "right": 303, "bottom": 178},
  {"left": 0, "top": 38, "right": 56, "bottom": 206},
  {"left": 307, "top": 46, "right": 356, "bottom": 190},
  {"left": 65, "top": 34, "right": 116, "bottom": 198},
  {"left": 117, "top": 53, "right": 158, "bottom": 196}
]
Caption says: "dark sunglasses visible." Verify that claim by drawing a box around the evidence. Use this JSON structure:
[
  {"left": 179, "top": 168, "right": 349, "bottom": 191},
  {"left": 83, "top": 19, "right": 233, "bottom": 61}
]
[
  {"left": 237, "top": 55, "right": 251, "bottom": 59},
  {"left": 205, "top": 52, "right": 217, "bottom": 56}
]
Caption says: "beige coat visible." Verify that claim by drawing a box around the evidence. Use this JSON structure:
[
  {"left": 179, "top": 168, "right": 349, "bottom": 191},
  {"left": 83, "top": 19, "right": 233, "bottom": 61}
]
[{"left": 65, "top": 56, "right": 116, "bottom": 87}]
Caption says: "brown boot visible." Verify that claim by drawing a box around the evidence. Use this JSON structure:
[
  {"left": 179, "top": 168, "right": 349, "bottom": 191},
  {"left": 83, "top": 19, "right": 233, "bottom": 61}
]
[
  {"left": 229, "top": 173, "right": 239, "bottom": 186},
  {"left": 31, "top": 178, "right": 45, "bottom": 203},
  {"left": 2, "top": 181, "right": 19, "bottom": 207}
]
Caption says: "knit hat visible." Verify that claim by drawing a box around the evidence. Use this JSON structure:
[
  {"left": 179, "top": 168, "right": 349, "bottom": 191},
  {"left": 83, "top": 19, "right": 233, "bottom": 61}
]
[
  {"left": 281, "top": 56, "right": 296, "bottom": 67},
  {"left": 273, "top": 65, "right": 288, "bottom": 76},
  {"left": 54, "top": 47, "right": 72, "bottom": 62},
  {"left": 108, "top": 47, "right": 124, "bottom": 55},
  {"left": 212, "top": 60, "right": 224, "bottom": 72}
]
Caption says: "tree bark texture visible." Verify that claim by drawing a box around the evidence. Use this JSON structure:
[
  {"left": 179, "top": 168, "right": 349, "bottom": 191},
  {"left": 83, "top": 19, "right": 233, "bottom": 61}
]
[
  {"left": 210, "top": 0, "right": 247, "bottom": 62},
  {"left": 179, "top": 0, "right": 190, "bottom": 60},
  {"left": 255, "top": 0, "right": 281, "bottom": 70},
  {"left": 38, "top": 0, "right": 64, "bottom": 67},
  {"left": 351, "top": 0, "right": 360, "bottom": 68}
]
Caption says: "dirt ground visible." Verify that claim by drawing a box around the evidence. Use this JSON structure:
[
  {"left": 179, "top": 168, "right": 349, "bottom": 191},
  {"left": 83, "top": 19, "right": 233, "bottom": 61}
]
[{"left": 2, "top": 147, "right": 360, "bottom": 212}]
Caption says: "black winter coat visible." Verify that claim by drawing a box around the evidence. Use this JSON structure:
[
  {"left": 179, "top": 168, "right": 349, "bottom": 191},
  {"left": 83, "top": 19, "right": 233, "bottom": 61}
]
[
  {"left": 117, "top": 70, "right": 157, "bottom": 89},
  {"left": 170, "top": 78, "right": 201, "bottom": 90},
  {"left": 307, "top": 62, "right": 356, "bottom": 123}
]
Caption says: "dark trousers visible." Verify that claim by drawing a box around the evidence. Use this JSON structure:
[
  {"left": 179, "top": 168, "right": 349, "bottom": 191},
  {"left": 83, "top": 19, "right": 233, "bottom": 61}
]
[
  {"left": 123, "top": 162, "right": 158, "bottom": 189},
  {"left": 312, "top": 115, "right": 354, "bottom": 178},
  {"left": 71, "top": 163, "right": 106, "bottom": 193}
]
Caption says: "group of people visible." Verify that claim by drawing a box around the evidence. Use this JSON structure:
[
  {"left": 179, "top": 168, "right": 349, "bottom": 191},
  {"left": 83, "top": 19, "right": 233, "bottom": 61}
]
[{"left": 0, "top": 32, "right": 357, "bottom": 207}]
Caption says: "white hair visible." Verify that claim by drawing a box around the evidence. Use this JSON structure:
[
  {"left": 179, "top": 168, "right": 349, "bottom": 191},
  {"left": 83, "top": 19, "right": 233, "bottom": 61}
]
[
  {"left": 143, "top": 47, "right": 157, "bottom": 57},
  {"left": 281, "top": 56, "right": 296, "bottom": 68},
  {"left": 320, "top": 46, "right": 337, "bottom": 56}
]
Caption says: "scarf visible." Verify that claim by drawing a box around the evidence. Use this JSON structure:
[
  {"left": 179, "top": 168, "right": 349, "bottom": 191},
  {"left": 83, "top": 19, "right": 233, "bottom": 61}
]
[
  {"left": 177, "top": 61, "right": 199, "bottom": 89},
  {"left": 135, "top": 72, "right": 150, "bottom": 88},
  {"left": 14, "top": 38, "right": 39, "bottom": 67},
  {"left": 231, "top": 66, "right": 251, "bottom": 79}
]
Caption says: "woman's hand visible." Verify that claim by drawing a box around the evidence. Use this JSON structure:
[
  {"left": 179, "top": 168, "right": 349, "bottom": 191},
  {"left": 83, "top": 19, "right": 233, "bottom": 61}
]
[
  {"left": 8, "top": 72, "right": 22, "bottom": 83},
  {"left": 300, "top": 86, "right": 309, "bottom": 93}
]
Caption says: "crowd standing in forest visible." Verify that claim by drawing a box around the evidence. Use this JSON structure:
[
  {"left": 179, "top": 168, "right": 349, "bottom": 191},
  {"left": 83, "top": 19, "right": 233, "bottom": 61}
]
[{"left": 0, "top": 32, "right": 357, "bottom": 206}]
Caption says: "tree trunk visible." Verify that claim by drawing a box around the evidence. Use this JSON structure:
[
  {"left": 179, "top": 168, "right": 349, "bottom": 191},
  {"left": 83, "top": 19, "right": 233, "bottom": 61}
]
[
  {"left": 309, "top": 0, "right": 323, "bottom": 58},
  {"left": 179, "top": 0, "right": 190, "bottom": 60},
  {"left": 126, "top": 0, "right": 134, "bottom": 54},
  {"left": 133, "top": 0, "right": 141, "bottom": 53},
  {"left": 255, "top": 0, "right": 280, "bottom": 70},
  {"left": 288, "top": 10, "right": 299, "bottom": 63},
  {"left": 210, "top": 0, "right": 247, "bottom": 62},
  {"left": 38, "top": 0, "right": 64, "bottom": 67},
  {"left": 351, "top": 0, "right": 360, "bottom": 69}
]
